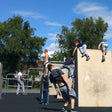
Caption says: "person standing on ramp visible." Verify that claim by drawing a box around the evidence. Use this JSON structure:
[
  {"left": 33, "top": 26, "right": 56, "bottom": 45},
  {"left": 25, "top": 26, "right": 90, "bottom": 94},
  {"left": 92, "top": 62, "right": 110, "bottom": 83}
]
[{"left": 98, "top": 41, "right": 108, "bottom": 62}]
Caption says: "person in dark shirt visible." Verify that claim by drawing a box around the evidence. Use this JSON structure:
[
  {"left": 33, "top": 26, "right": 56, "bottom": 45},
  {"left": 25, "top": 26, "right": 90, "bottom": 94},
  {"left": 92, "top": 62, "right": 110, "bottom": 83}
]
[
  {"left": 48, "top": 64, "right": 77, "bottom": 112},
  {"left": 72, "top": 41, "right": 90, "bottom": 61},
  {"left": 42, "top": 75, "right": 49, "bottom": 105},
  {"left": 59, "top": 57, "right": 75, "bottom": 79}
]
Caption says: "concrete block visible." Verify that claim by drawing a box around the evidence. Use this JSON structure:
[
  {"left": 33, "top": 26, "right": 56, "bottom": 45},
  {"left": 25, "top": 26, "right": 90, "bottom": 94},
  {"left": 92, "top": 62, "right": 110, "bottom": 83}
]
[{"left": 77, "top": 49, "right": 112, "bottom": 107}]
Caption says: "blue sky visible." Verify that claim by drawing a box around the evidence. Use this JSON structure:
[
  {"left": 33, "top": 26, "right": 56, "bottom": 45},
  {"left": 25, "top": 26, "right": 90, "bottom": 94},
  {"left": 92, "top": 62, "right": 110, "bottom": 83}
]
[{"left": 0, "top": 0, "right": 112, "bottom": 55}]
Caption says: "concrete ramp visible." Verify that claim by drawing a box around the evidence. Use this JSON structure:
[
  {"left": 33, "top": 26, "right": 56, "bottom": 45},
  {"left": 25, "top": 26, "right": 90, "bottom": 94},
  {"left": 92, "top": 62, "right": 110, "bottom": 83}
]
[{"left": 77, "top": 49, "right": 112, "bottom": 107}]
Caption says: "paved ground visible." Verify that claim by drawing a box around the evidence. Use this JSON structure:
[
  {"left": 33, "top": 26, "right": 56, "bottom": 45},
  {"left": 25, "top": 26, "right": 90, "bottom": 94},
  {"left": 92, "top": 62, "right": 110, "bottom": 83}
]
[
  {"left": 0, "top": 93, "right": 74, "bottom": 112},
  {"left": 0, "top": 93, "right": 112, "bottom": 112}
]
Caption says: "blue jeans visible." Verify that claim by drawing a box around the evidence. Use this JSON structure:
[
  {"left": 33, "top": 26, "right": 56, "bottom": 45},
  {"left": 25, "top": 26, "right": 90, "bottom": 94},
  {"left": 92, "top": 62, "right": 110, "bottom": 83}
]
[{"left": 42, "top": 89, "right": 49, "bottom": 103}]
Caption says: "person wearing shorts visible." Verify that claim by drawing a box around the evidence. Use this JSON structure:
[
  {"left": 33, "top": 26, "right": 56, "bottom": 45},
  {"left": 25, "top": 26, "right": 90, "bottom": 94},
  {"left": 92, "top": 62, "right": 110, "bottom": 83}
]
[
  {"left": 48, "top": 64, "right": 77, "bottom": 112},
  {"left": 73, "top": 41, "right": 90, "bottom": 61},
  {"left": 44, "top": 49, "right": 50, "bottom": 76},
  {"left": 98, "top": 42, "right": 108, "bottom": 62}
]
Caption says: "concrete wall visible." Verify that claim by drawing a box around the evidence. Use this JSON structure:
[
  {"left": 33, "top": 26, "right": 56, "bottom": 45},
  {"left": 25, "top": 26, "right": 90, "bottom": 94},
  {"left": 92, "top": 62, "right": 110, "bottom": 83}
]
[
  {"left": 0, "top": 63, "right": 3, "bottom": 99},
  {"left": 77, "top": 49, "right": 112, "bottom": 107}
]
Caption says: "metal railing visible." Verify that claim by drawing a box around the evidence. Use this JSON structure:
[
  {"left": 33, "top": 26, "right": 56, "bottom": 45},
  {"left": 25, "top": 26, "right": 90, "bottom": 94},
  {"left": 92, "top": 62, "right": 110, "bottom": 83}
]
[
  {"left": 4, "top": 73, "right": 33, "bottom": 94},
  {"left": 4, "top": 67, "right": 44, "bottom": 94}
]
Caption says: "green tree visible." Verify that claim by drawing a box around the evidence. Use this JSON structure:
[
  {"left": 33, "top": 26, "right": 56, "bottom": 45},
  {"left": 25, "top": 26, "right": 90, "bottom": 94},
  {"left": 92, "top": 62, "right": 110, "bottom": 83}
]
[
  {"left": 0, "top": 16, "right": 46, "bottom": 77},
  {"left": 51, "top": 51, "right": 64, "bottom": 61},
  {"left": 56, "top": 17, "right": 108, "bottom": 58}
]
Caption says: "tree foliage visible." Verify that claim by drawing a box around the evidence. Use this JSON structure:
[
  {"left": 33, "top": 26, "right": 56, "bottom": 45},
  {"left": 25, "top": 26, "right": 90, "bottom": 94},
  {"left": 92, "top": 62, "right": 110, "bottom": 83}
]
[
  {"left": 0, "top": 16, "right": 46, "bottom": 76},
  {"left": 56, "top": 17, "right": 108, "bottom": 58}
]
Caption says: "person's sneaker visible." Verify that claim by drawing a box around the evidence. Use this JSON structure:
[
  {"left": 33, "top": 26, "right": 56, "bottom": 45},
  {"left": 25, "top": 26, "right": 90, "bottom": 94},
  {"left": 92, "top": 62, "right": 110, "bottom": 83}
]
[
  {"left": 71, "top": 111, "right": 78, "bottom": 112},
  {"left": 61, "top": 107, "right": 68, "bottom": 112},
  {"left": 22, "top": 93, "right": 27, "bottom": 95},
  {"left": 102, "top": 58, "right": 105, "bottom": 62},
  {"left": 102, "top": 56, "right": 105, "bottom": 62},
  {"left": 44, "top": 103, "right": 48, "bottom": 105},
  {"left": 86, "top": 56, "right": 90, "bottom": 61},
  {"left": 105, "top": 51, "right": 107, "bottom": 55},
  {"left": 16, "top": 93, "right": 20, "bottom": 96},
  {"left": 41, "top": 102, "right": 45, "bottom": 105}
]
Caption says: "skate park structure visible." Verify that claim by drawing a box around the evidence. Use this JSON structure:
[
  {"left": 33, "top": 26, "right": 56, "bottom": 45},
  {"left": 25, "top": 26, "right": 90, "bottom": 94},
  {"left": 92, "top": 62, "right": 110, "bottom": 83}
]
[{"left": 77, "top": 49, "right": 112, "bottom": 107}]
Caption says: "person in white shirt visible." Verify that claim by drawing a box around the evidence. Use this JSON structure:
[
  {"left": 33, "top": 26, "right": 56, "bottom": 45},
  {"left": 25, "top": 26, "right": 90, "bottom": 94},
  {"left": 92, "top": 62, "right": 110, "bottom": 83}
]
[
  {"left": 16, "top": 70, "right": 26, "bottom": 95},
  {"left": 98, "top": 41, "right": 108, "bottom": 62}
]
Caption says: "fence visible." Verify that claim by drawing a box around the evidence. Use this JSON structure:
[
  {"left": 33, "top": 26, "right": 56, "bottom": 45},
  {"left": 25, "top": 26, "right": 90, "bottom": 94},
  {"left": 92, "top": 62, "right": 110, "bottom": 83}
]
[
  {"left": 4, "top": 73, "right": 33, "bottom": 94},
  {"left": 3, "top": 67, "right": 44, "bottom": 94}
]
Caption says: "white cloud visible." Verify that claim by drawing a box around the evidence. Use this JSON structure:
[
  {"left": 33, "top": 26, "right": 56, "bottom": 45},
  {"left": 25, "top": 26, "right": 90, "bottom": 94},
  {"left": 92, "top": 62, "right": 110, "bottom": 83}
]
[
  {"left": 12, "top": 10, "right": 46, "bottom": 19},
  {"left": 47, "top": 33, "right": 58, "bottom": 40},
  {"left": 105, "top": 29, "right": 112, "bottom": 39},
  {"left": 73, "top": 2, "right": 112, "bottom": 39},
  {"left": 41, "top": 43, "right": 59, "bottom": 58},
  {"left": 45, "top": 43, "right": 59, "bottom": 57},
  {"left": 73, "top": 2, "right": 107, "bottom": 15},
  {"left": 45, "top": 21, "right": 63, "bottom": 27},
  {"left": 46, "top": 43, "right": 59, "bottom": 51}
]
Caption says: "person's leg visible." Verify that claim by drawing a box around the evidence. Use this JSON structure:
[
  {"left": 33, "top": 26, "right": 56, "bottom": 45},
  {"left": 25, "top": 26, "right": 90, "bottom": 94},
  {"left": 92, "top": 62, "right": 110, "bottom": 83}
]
[
  {"left": 45, "top": 62, "right": 49, "bottom": 76},
  {"left": 82, "top": 44, "right": 90, "bottom": 61},
  {"left": 102, "top": 47, "right": 106, "bottom": 62},
  {"left": 69, "top": 87, "right": 77, "bottom": 112},
  {"left": 45, "top": 67, "right": 48, "bottom": 75},
  {"left": 44, "top": 89, "right": 49, "bottom": 104},
  {"left": 79, "top": 46, "right": 84, "bottom": 55},
  {"left": 40, "top": 75, "right": 44, "bottom": 102},
  {"left": 59, "top": 85, "right": 69, "bottom": 112},
  {"left": 82, "top": 44, "right": 90, "bottom": 57},
  {"left": 69, "top": 65, "right": 75, "bottom": 78},
  {"left": 47, "top": 89, "right": 49, "bottom": 104},
  {"left": 61, "top": 101, "right": 69, "bottom": 112},
  {"left": 43, "top": 65, "right": 46, "bottom": 76},
  {"left": 105, "top": 47, "right": 107, "bottom": 55},
  {"left": 70, "top": 99, "right": 75, "bottom": 112},
  {"left": 59, "top": 64, "right": 65, "bottom": 69},
  {"left": 42, "top": 89, "right": 46, "bottom": 103},
  {"left": 63, "top": 65, "right": 71, "bottom": 78},
  {"left": 16, "top": 81, "right": 20, "bottom": 95},
  {"left": 20, "top": 80, "right": 25, "bottom": 94}
]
